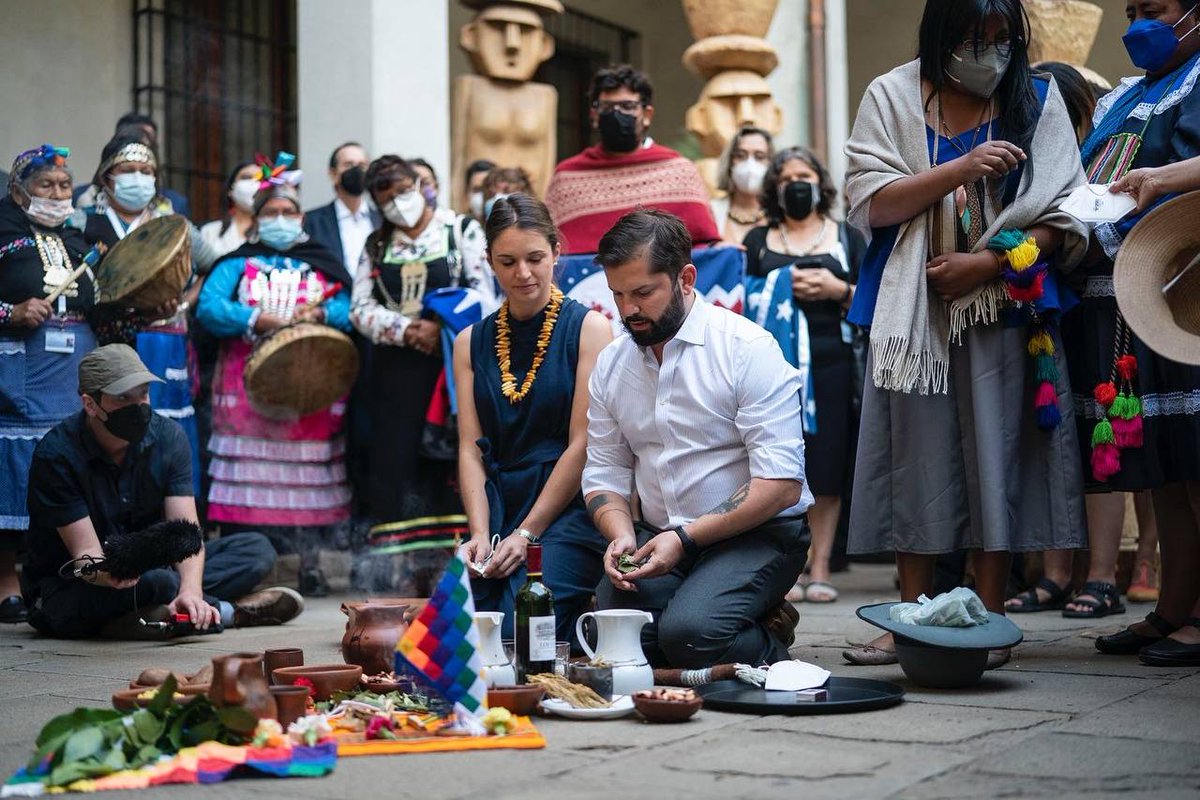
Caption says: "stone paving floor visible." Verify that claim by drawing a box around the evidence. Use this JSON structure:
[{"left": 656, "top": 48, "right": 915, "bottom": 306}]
[{"left": 0, "top": 563, "right": 1197, "bottom": 799}]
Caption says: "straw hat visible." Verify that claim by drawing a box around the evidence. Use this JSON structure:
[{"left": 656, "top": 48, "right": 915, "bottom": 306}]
[{"left": 1114, "top": 191, "right": 1200, "bottom": 366}]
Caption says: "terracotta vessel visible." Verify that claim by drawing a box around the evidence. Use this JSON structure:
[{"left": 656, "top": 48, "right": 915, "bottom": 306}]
[
  {"left": 270, "top": 685, "right": 311, "bottom": 726},
  {"left": 265, "top": 648, "right": 304, "bottom": 683},
  {"left": 341, "top": 599, "right": 424, "bottom": 675},
  {"left": 271, "top": 663, "right": 363, "bottom": 701},
  {"left": 208, "top": 652, "right": 276, "bottom": 721}
]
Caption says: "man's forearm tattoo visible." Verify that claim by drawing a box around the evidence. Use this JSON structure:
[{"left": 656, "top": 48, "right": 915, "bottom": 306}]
[
  {"left": 587, "top": 492, "right": 632, "bottom": 527},
  {"left": 706, "top": 482, "right": 750, "bottom": 517}
]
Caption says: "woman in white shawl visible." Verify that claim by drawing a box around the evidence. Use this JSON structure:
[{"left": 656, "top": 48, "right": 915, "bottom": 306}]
[{"left": 841, "top": 0, "right": 1089, "bottom": 667}]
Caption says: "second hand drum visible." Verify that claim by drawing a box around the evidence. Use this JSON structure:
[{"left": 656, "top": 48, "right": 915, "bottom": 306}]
[{"left": 243, "top": 322, "right": 360, "bottom": 418}]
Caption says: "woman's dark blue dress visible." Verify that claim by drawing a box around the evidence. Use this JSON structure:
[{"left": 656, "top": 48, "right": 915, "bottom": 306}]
[{"left": 469, "top": 295, "right": 606, "bottom": 645}]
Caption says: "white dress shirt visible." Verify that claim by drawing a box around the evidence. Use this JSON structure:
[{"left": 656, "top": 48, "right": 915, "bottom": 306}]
[
  {"left": 583, "top": 295, "right": 814, "bottom": 529},
  {"left": 335, "top": 196, "right": 377, "bottom": 276}
]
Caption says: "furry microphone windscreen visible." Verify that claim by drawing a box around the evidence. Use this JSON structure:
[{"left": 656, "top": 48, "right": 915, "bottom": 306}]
[{"left": 101, "top": 520, "right": 204, "bottom": 579}]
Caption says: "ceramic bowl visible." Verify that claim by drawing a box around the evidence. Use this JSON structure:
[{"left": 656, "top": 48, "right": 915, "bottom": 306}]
[
  {"left": 112, "top": 686, "right": 204, "bottom": 712},
  {"left": 271, "top": 663, "right": 363, "bottom": 701},
  {"left": 894, "top": 637, "right": 988, "bottom": 689},
  {"left": 486, "top": 685, "right": 546, "bottom": 715},
  {"left": 632, "top": 691, "right": 703, "bottom": 723}
]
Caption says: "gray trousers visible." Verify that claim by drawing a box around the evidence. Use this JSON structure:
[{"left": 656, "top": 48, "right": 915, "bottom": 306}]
[{"left": 595, "top": 516, "right": 809, "bottom": 669}]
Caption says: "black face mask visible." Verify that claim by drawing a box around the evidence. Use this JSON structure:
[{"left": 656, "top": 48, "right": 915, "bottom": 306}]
[
  {"left": 781, "top": 181, "right": 819, "bottom": 221},
  {"left": 339, "top": 166, "right": 366, "bottom": 196},
  {"left": 97, "top": 400, "right": 153, "bottom": 445},
  {"left": 622, "top": 283, "right": 687, "bottom": 347},
  {"left": 598, "top": 110, "right": 641, "bottom": 153}
]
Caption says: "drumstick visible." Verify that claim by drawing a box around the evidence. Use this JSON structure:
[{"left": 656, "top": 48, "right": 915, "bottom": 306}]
[
  {"left": 653, "top": 664, "right": 740, "bottom": 687},
  {"left": 45, "top": 243, "right": 106, "bottom": 303}
]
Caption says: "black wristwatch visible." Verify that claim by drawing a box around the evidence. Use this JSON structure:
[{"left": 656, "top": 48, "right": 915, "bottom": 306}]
[{"left": 672, "top": 525, "right": 700, "bottom": 558}]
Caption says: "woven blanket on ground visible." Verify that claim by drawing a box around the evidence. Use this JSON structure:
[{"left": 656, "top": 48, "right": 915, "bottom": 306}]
[
  {"left": 2, "top": 740, "right": 337, "bottom": 796},
  {"left": 334, "top": 715, "right": 545, "bottom": 756}
]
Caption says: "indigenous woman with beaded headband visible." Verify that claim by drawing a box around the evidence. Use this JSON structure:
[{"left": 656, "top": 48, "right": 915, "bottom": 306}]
[
  {"left": 350, "top": 156, "right": 496, "bottom": 596},
  {"left": 78, "top": 132, "right": 220, "bottom": 496},
  {"left": 1062, "top": 0, "right": 1200, "bottom": 665},
  {"left": 841, "top": 0, "right": 1089, "bottom": 668},
  {"left": 196, "top": 154, "right": 354, "bottom": 597},
  {"left": 0, "top": 145, "right": 99, "bottom": 622},
  {"left": 455, "top": 194, "right": 610, "bottom": 646}
]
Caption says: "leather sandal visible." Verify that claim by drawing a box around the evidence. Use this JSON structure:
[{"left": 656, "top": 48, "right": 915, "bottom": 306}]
[
  {"left": 1063, "top": 580, "right": 1126, "bottom": 619},
  {"left": 1095, "top": 611, "right": 1177, "bottom": 655},
  {"left": 1006, "top": 578, "right": 1069, "bottom": 613},
  {"left": 1126, "top": 559, "right": 1160, "bottom": 603},
  {"left": 1139, "top": 618, "right": 1200, "bottom": 667}
]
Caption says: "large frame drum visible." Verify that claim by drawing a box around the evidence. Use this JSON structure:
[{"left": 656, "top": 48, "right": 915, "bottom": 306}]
[
  {"left": 243, "top": 323, "right": 360, "bottom": 418},
  {"left": 94, "top": 215, "right": 191, "bottom": 311}
]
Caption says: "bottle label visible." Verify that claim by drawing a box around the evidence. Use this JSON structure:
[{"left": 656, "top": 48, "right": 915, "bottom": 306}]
[{"left": 528, "top": 615, "right": 556, "bottom": 661}]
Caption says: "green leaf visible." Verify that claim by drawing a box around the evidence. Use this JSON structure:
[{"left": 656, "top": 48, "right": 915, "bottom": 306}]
[
  {"left": 101, "top": 745, "right": 127, "bottom": 772},
  {"left": 62, "top": 728, "right": 106, "bottom": 763},
  {"left": 217, "top": 706, "right": 258, "bottom": 736},
  {"left": 131, "top": 744, "right": 162, "bottom": 769},
  {"left": 132, "top": 709, "right": 164, "bottom": 744},
  {"left": 147, "top": 674, "right": 179, "bottom": 716},
  {"left": 185, "top": 720, "right": 220, "bottom": 746},
  {"left": 48, "top": 758, "right": 113, "bottom": 788},
  {"left": 35, "top": 708, "right": 123, "bottom": 749}
]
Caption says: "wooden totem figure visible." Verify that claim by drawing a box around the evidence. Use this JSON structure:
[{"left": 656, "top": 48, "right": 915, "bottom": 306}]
[
  {"left": 453, "top": 0, "right": 562, "bottom": 207},
  {"left": 681, "top": 0, "right": 784, "bottom": 196},
  {"left": 1025, "top": 0, "right": 1110, "bottom": 89}
]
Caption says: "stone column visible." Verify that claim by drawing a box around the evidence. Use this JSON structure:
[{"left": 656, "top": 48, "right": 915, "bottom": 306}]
[{"left": 297, "top": 0, "right": 452, "bottom": 209}]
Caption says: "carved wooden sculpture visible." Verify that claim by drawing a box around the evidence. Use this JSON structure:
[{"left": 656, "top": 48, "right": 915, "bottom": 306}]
[
  {"left": 453, "top": 0, "right": 562, "bottom": 207},
  {"left": 681, "top": 0, "right": 784, "bottom": 196}
]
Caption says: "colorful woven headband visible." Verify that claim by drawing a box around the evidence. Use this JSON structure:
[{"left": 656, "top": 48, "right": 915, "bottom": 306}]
[
  {"left": 97, "top": 142, "right": 157, "bottom": 180},
  {"left": 10, "top": 144, "right": 70, "bottom": 186},
  {"left": 252, "top": 151, "right": 303, "bottom": 213}
]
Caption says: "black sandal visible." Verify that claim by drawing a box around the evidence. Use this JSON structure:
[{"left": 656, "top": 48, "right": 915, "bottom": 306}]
[
  {"left": 1005, "top": 578, "right": 1069, "bottom": 613},
  {"left": 1096, "top": 611, "right": 1176, "bottom": 655},
  {"left": 1063, "top": 580, "right": 1126, "bottom": 619},
  {"left": 1139, "top": 617, "right": 1200, "bottom": 667}
]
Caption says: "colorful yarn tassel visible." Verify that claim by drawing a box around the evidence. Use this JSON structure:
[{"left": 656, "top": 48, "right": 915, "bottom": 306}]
[
  {"left": 1035, "top": 353, "right": 1058, "bottom": 383},
  {"left": 1093, "top": 381, "right": 1118, "bottom": 407},
  {"left": 1007, "top": 270, "right": 1048, "bottom": 303},
  {"left": 1034, "top": 381, "right": 1062, "bottom": 430},
  {"left": 1007, "top": 239, "right": 1041, "bottom": 270},
  {"left": 1091, "top": 442, "right": 1122, "bottom": 482},
  {"left": 1091, "top": 417, "right": 1115, "bottom": 446},
  {"left": 1115, "top": 355, "right": 1138, "bottom": 381},
  {"left": 1111, "top": 415, "right": 1144, "bottom": 448},
  {"left": 1028, "top": 330, "right": 1055, "bottom": 356}
]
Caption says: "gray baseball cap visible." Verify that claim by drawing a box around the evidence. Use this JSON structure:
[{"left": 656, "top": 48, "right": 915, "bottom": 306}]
[{"left": 78, "top": 344, "right": 164, "bottom": 396}]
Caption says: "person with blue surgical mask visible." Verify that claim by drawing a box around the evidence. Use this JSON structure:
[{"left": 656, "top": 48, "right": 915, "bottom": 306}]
[
  {"left": 196, "top": 154, "right": 356, "bottom": 598},
  {"left": 1057, "top": 0, "right": 1200, "bottom": 666}
]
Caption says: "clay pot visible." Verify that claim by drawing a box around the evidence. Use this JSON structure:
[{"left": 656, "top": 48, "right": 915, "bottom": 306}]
[
  {"left": 632, "top": 692, "right": 703, "bottom": 723},
  {"left": 271, "top": 664, "right": 363, "bottom": 701},
  {"left": 270, "top": 685, "right": 311, "bottom": 726},
  {"left": 341, "top": 599, "right": 424, "bottom": 675},
  {"left": 209, "top": 652, "right": 275, "bottom": 721},
  {"left": 265, "top": 648, "right": 304, "bottom": 683}
]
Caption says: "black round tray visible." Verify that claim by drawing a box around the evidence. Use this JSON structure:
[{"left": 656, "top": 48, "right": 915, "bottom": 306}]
[{"left": 696, "top": 677, "right": 904, "bottom": 715}]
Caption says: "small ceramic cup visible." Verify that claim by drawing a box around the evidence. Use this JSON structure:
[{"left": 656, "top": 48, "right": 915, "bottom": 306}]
[
  {"left": 265, "top": 648, "right": 304, "bottom": 683},
  {"left": 270, "top": 685, "right": 310, "bottom": 726}
]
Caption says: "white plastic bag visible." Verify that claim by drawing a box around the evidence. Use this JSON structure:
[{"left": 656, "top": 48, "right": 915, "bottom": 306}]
[{"left": 887, "top": 586, "right": 989, "bottom": 627}]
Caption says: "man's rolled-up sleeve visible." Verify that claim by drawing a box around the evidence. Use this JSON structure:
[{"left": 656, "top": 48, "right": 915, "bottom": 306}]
[
  {"left": 581, "top": 357, "right": 634, "bottom": 497},
  {"left": 734, "top": 335, "right": 806, "bottom": 482}
]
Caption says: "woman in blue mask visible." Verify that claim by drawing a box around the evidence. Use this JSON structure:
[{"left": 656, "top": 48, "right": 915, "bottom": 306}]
[
  {"left": 1064, "top": 0, "right": 1200, "bottom": 666},
  {"left": 79, "top": 133, "right": 218, "bottom": 500},
  {"left": 196, "top": 155, "right": 355, "bottom": 597}
]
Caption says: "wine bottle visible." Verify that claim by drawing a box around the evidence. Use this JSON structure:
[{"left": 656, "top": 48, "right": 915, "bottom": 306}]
[{"left": 515, "top": 544, "right": 555, "bottom": 683}]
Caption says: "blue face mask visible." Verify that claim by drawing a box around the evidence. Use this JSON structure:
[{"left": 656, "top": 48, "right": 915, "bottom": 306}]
[
  {"left": 1123, "top": 7, "right": 1200, "bottom": 72},
  {"left": 257, "top": 214, "right": 303, "bottom": 250},
  {"left": 111, "top": 172, "right": 157, "bottom": 212},
  {"left": 483, "top": 193, "right": 510, "bottom": 219}
]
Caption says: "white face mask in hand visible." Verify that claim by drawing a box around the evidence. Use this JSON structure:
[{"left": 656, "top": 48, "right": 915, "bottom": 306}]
[
  {"left": 731, "top": 159, "right": 768, "bottom": 195},
  {"left": 384, "top": 187, "right": 426, "bottom": 228}
]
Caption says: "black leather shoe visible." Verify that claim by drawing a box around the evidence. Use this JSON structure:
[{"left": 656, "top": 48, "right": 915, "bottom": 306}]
[
  {"left": 298, "top": 568, "right": 330, "bottom": 598},
  {"left": 1139, "top": 619, "right": 1200, "bottom": 667},
  {"left": 1096, "top": 611, "right": 1177, "bottom": 655},
  {"left": 0, "top": 594, "right": 27, "bottom": 624}
]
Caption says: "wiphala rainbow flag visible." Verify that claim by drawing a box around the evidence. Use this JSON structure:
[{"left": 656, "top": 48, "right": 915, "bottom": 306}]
[{"left": 394, "top": 553, "right": 488, "bottom": 715}]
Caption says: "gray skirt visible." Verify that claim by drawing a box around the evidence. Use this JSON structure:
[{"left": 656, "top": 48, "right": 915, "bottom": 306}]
[{"left": 848, "top": 322, "right": 1087, "bottom": 555}]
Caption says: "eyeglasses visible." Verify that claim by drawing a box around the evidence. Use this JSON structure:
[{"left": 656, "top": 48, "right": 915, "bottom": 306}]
[
  {"left": 592, "top": 100, "right": 644, "bottom": 115},
  {"left": 960, "top": 38, "right": 1017, "bottom": 58}
]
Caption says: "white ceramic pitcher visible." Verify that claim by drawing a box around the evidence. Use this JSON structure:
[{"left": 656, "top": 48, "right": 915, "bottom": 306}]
[
  {"left": 575, "top": 609, "right": 654, "bottom": 695},
  {"left": 473, "top": 611, "right": 516, "bottom": 687}
]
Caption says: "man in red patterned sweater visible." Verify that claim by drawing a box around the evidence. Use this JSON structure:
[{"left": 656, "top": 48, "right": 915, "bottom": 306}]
[{"left": 544, "top": 64, "right": 720, "bottom": 255}]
